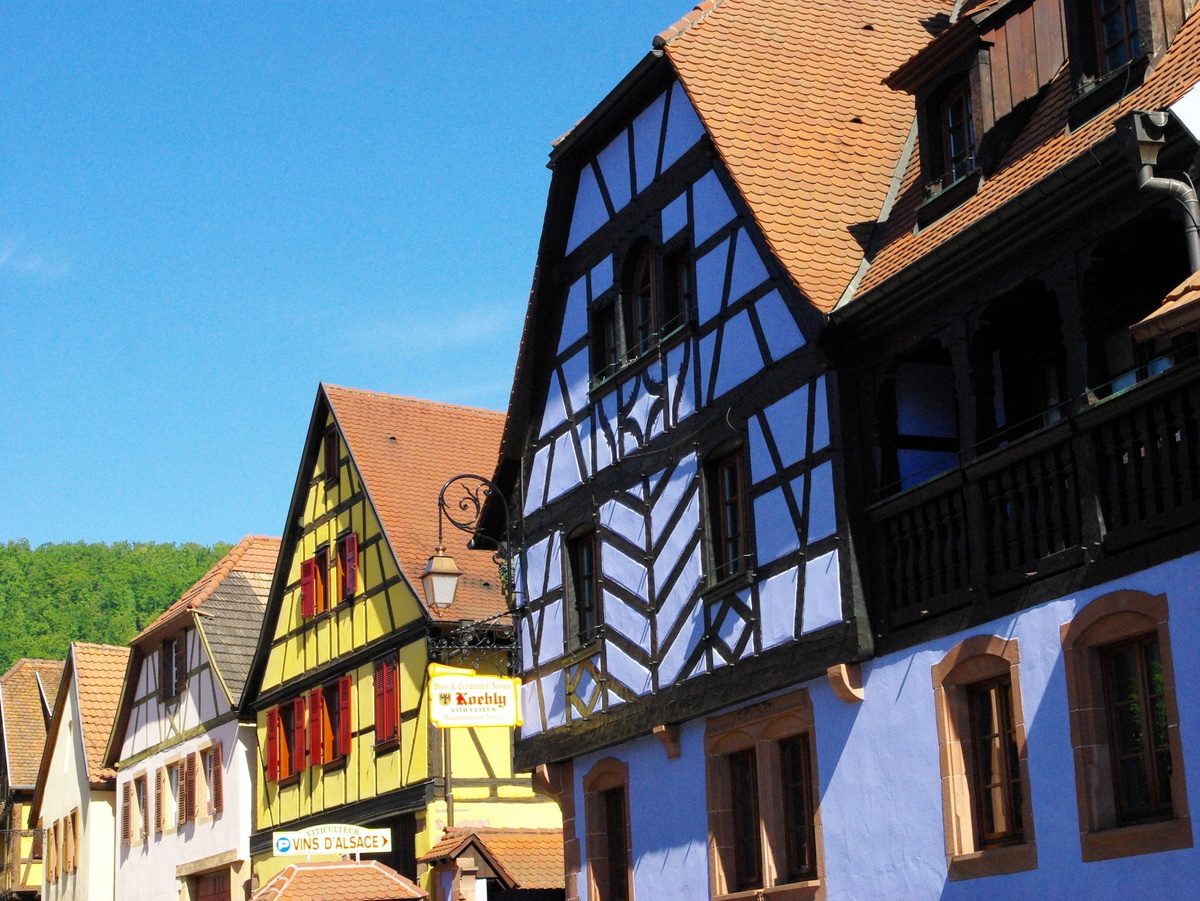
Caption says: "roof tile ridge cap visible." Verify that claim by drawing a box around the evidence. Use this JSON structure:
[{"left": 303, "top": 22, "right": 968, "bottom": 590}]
[
  {"left": 325, "top": 383, "right": 504, "bottom": 417},
  {"left": 654, "top": 0, "right": 726, "bottom": 47}
]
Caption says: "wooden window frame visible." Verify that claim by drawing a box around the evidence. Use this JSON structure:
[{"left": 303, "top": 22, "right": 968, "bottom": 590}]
[
  {"left": 132, "top": 773, "right": 148, "bottom": 845},
  {"left": 931, "top": 635, "right": 1037, "bottom": 880},
  {"left": 583, "top": 758, "right": 633, "bottom": 901},
  {"left": 270, "top": 697, "right": 307, "bottom": 784},
  {"left": 1092, "top": 0, "right": 1142, "bottom": 75},
  {"left": 705, "top": 687, "right": 823, "bottom": 901},
  {"left": 336, "top": 531, "right": 359, "bottom": 602},
  {"left": 374, "top": 656, "right": 401, "bottom": 750},
  {"left": 311, "top": 676, "right": 352, "bottom": 768},
  {"left": 567, "top": 529, "right": 602, "bottom": 648},
  {"left": 706, "top": 446, "right": 751, "bottom": 585},
  {"left": 160, "top": 633, "right": 186, "bottom": 701},
  {"left": 1061, "top": 589, "right": 1192, "bottom": 862},
  {"left": 323, "top": 427, "right": 340, "bottom": 485}
]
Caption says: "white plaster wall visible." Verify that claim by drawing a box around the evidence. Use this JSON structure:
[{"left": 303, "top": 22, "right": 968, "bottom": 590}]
[
  {"left": 114, "top": 718, "right": 252, "bottom": 901},
  {"left": 42, "top": 684, "right": 115, "bottom": 901},
  {"left": 120, "top": 631, "right": 220, "bottom": 760}
]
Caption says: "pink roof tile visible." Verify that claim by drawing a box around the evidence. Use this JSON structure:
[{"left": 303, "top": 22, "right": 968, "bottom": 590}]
[
  {"left": 251, "top": 860, "right": 427, "bottom": 901},
  {"left": 0, "top": 659, "right": 64, "bottom": 789}
]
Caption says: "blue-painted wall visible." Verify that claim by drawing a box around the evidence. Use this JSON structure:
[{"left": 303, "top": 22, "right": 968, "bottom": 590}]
[{"left": 572, "top": 551, "right": 1200, "bottom": 900}]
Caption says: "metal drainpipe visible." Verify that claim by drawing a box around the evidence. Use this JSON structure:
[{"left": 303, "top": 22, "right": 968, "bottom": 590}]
[{"left": 1137, "top": 162, "right": 1200, "bottom": 273}]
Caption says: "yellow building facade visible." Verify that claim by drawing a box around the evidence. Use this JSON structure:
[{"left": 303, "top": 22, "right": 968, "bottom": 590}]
[{"left": 242, "top": 385, "right": 559, "bottom": 891}]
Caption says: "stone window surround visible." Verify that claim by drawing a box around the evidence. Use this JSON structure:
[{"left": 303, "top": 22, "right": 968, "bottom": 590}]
[{"left": 582, "top": 757, "right": 634, "bottom": 901}]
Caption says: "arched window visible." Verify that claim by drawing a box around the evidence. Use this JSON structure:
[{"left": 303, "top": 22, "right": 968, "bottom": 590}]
[{"left": 877, "top": 340, "right": 959, "bottom": 494}]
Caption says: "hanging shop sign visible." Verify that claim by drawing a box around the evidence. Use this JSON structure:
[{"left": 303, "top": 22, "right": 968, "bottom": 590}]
[
  {"left": 272, "top": 824, "right": 392, "bottom": 856},
  {"left": 428, "top": 663, "right": 522, "bottom": 728}
]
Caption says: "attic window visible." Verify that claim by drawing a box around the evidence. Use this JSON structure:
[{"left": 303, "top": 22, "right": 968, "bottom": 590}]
[
  {"left": 1094, "top": 0, "right": 1141, "bottom": 75},
  {"left": 323, "top": 428, "right": 340, "bottom": 485}
]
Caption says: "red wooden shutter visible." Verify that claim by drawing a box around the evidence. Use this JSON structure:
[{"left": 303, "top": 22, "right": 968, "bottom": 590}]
[
  {"left": 266, "top": 709, "right": 280, "bottom": 782},
  {"left": 300, "top": 558, "right": 316, "bottom": 618},
  {"left": 345, "top": 533, "right": 358, "bottom": 598},
  {"left": 184, "top": 753, "right": 197, "bottom": 822},
  {"left": 211, "top": 743, "right": 224, "bottom": 814},
  {"left": 154, "top": 768, "right": 164, "bottom": 834},
  {"left": 177, "top": 765, "right": 186, "bottom": 826},
  {"left": 309, "top": 689, "right": 323, "bottom": 766},
  {"left": 338, "top": 674, "right": 353, "bottom": 757},
  {"left": 175, "top": 631, "right": 188, "bottom": 696},
  {"left": 388, "top": 658, "right": 400, "bottom": 741},
  {"left": 374, "top": 659, "right": 386, "bottom": 742},
  {"left": 292, "top": 696, "right": 307, "bottom": 774},
  {"left": 121, "top": 783, "right": 132, "bottom": 845}
]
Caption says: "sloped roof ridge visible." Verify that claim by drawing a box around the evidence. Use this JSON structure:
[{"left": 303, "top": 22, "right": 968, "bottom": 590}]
[
  {"left": 135, "top": 535, "right": 281, "bottom": 641},
  {"left": 655, "top": 0, "right": 728, "bottom": 46},
  {"left": 71, "top": 641, "right": 130, "bottom": 783},
  {"left": 0, "top": 658, "right": 62, "bottom": 683},
  {"left": 323, "top": 383, "right": 504, "bottom": 417}
]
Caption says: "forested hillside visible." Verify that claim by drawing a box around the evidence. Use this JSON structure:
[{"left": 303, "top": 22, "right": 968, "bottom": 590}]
[{"left": 0, "top": 541, "right": 232, "bottom": 673}]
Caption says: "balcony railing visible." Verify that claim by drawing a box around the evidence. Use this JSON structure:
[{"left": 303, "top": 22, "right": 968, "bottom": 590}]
[{"left": 870, "top": 358, "right": 1200, "bottom": 627}]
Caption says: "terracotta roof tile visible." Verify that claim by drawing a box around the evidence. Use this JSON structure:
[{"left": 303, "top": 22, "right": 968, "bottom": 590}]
[
  {"left": 420, "top": 828, "right": 564, "bottom": 890},
  {"left": 658, "top": 0, "right": 947, "bottom": 312},
  {"left": 0, "top": 659, "right": 63, "bottom": 789},
  {"left": 323, "top": 386, "right": 508, "bottom": 622},
  {"left": 72, "top": 642, "right": 130, "bottom": 782},
  {"left": 855, "top": 10, "right": 1200, "bottom": 300},
  {"left": 136, "top": 536, "right": 280, "bottom": 641},
  {"left": 251, "top": 860, "right": 427, "bottom": 901},
  {"left": 1131, "top": 268, "right": 1200, "bottom": 341}
]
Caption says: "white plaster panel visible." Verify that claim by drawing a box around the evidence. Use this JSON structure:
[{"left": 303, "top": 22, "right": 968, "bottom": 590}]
[
  {"left": 662, "top": 191, "right": 688, "bottom": 240},
  {"left": 594, "top": 394, "right": 618, "bottom": 473},
  {"left": 802, "top": 548, "right": 842, "bottom": 633},
  {"left": 633, "top": 91, "right": 667, "bottom": 194},
  {"left": 695, "top": 237, "right": 729, "bottom": 325},
  {"left": 601, "top": 498, "right": 646, "bottom": 547},
  {"left": 558, "top": 276, "right": 588, "bottom": 354},
  {"left": 661, "top": 85, "right": 704, "bottom": 172},
  {"left": 577, "top": 416, "right": 595, "bottom": 480},
  {"left": 602, "top": 590, "right": 651, "bottom": 648},
  {"left": 524, "top": 535, "right": 551, "bottom": 602},
  {"left": 520, "top": 681, "right": 543, "bottom": 737},
  {"left": 546, "top": 432, "right": 583, "bottom": 503},
  {"left": 656, "top": 544, "right": 701, "bottom": 631},
  {"left": 749, "top": 414, "right": 771, "bottom": 485},
  {"left": 764, "top": 385, "right": 810, "bottom": 471},
  {"left": 597, "top": 129, "right": 632, "bottom": 212},
  {"left": 539, "top": 599, "right": 565, "bottom": 665},
  {"left": 699, "top": 331, "right": 717, "bottom": 404},
  {"left": 759, "top": 566, "right": 798, "bottom": 650},
  {"left": 692, "top": 170, "right": 736, "bottom": 246},
  {"left": 539, "top": 373, "right": 568, "bottom": 439},
  {"left": 651, "top": 454, "right": 697, "bottom": 544},
  {"left": 665, "top": 341, "right": 690, "bottom": 428},
  {"left": 812, "top": 375, "right": 830, "bottom": 452},
  {"left": 591, "top": 254, "right": 614, "bottom": 297},
  {"left": 756, "top": 289, "right": 805, "bottom": 361},
  {"left": 728, "top": 230, "right": 769, "bottom": 303},
  {"left": 716, "top": 602, "right": 746, "bottom": 650},
  {"left": 657, "top": 594, "right": 704, "bottom": 685},
  {"left": 567, "top": 164, "right": 609, "bottom": 254},
  {"left": 545, "top": 532, "right": 563, "bottom": 594},
  {"left": 520, "top": 617, "right": 535, "bottom": 671},
  {"left": 524, "top": 444, "right": 550, "bottom": 517},
  {"left": 754, "top": 487, "right": 801, "bottom": 564},
  {"left": 562, "top": 349, "right": 591, "bottom": 419},
  {"left": 807, "top": 460, "right": 837, "bottom": 542},
  {"left": 543, "top": 668, "right": 568, "bottom": 729},
  {"left": 714, "top": 311, "right": 765, "bottom": 399},
  {"left": 573, "top": 664, "right": 598, "bottom": 711},
  {"left": 605, "top": 642, "right": 653, "bottom": 696},
  {"left": 602, "top": 542, "right": 649, "bottom": 600},
  {"left": 606, "top": 690, "right": 624, "bottom": 708},
  {"left": 653, "top": 495, "right": 700, "bottom": 593}
]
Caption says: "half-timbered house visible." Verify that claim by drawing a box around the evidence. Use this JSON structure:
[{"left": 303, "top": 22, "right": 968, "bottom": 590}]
[
  {"left": 492, "top": 0, "right": 1200, "bottom": 897},
  {"left": 106, "top": 535, "right": 279, "bottom": 901},
  {"left": 29, "top": 643, "right": 129, "bottom": 901},
  {"left": 0, "top": 659, "right": 63, "bottom": 900},
  {"left": 241, "top": 385, "right": 560, "bottom": 892}
]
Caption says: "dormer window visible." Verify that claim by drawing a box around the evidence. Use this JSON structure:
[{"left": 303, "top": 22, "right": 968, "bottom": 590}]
[
  {"left": 940, "top": 79, "right": 977, "bottom": 187},
  {"left": 1094, "top": 0, "right": 1141, "bottom": 75},
  {"left": 624, "top": 244, "right": 657, "bottom": 360}
]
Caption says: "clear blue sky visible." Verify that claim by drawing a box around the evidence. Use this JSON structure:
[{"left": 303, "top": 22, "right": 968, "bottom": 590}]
[{"left": 0, "top": 1, "right": 691, "bottom": 547}]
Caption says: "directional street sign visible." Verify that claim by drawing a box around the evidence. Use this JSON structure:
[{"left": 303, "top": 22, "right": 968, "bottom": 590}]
[{"left": 272, "top": 824, "right": 392, "bottom": 856}]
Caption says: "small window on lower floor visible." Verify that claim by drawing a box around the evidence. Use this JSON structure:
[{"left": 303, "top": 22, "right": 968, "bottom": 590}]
[
  {"left": 583, "top": 758, "right": 633, "bottom": 901},
  {"left": 706, "top": 446, "right": 751, "bottom": 584},
  {"left": 931, "top": 635, "right": 1036, "bottom": 880},
  {"left": 567, "top": 529, "right": 601, "bottom": 647},
  {"left": 706, "top": 688, "right": 822, "bottom": 899},
  {"left": 1062, "top": 589, "right": 1192, "bottom": 862}
]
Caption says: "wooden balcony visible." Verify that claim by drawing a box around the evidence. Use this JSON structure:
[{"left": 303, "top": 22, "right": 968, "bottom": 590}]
[{"left": 869, "top": 357, "right": 1200, "bottom": 628}]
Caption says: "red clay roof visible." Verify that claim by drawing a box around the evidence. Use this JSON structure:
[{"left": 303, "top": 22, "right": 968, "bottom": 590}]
[
  {"left": 420, "top": 828, "right": 564, "bottom": 890},
  {"left": 251, "top": 860, "right": 427, "bottom": 901},
  {"left": 856, "top": 9, "right": 1200, "bottom": 300},
  {"left": 324, "top": 386, "right": 508, "bottom": 622},
  {"left": 657, "top": 0, "right": 946, "bottom": 313},
  {"left": 0, "top": 659, "right": 64, "bottom": 789},
  {"left": 1132, "top": 269, "right": 1200, "bottom": 341},
  {"left": 136, "top": 535, "right": 281, "bottom": 642},
  {"left": 72, "top": 642, "right": 131, "bottom": 782}
]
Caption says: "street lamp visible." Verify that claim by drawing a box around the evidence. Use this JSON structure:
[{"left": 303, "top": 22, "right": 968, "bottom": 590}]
[{"left": 422, "top": 473, "right": 514, "bottom": 612}]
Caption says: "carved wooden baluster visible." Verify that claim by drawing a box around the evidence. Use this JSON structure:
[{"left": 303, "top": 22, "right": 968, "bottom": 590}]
[
  {"left": 1117, "top": 413, "right": 1140, "bottom": 531},
  {"left": 1164, "top": 391, "right": 1188, "bottom": 508},
  {"left": 1139, "top": 400, "right": 1165, "bottom": 520},
  {"left": 917, "top": 503, "right": 935, "bottom": 604},
  {"left": 1061, "top": 446, "right": 1082, "bottom": 547},
  {"left": 1027, "top": 451, "right": 1050, "bottom": 560}
]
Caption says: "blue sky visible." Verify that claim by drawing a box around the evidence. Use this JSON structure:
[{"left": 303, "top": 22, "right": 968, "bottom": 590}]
[{"left": 0, "top": 2, "right": 691, "bottom": 547}]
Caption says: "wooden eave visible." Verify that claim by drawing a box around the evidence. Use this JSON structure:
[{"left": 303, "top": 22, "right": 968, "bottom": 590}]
[{"left": 885, "top": 17, "right": 985, "bottom": 93}]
